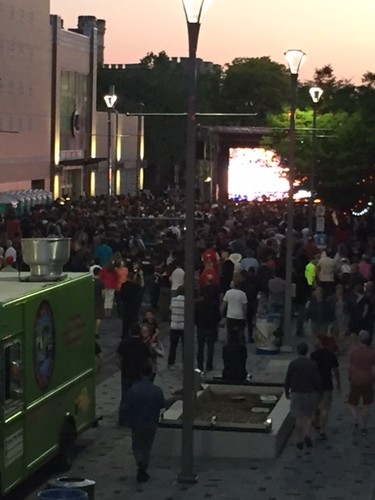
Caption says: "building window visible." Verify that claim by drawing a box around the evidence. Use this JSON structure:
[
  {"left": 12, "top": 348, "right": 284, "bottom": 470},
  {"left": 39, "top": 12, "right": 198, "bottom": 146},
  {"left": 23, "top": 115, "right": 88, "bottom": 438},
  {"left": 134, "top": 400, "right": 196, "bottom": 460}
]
[{"left": 3, "top": 342, "right": 23, "bottom": 402}]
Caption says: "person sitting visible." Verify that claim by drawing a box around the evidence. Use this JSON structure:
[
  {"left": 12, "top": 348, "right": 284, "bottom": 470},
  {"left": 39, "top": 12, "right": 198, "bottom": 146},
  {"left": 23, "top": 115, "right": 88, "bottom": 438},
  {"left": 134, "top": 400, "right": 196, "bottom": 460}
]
[{"left": 222, "top": 327, "right": 248, "bottom": 382}]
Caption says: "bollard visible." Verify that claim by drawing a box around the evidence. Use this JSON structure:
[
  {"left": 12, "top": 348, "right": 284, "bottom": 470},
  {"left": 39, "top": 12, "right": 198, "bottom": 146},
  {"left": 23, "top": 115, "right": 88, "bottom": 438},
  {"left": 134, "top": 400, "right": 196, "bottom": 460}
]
[{"left": 47, "top": 477, "right": 95, "bottom": 500}]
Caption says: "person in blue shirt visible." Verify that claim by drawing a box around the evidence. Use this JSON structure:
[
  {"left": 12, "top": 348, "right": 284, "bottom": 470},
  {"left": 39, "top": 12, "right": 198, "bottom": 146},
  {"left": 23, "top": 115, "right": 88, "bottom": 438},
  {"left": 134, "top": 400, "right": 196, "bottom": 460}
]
[
  {"left": 123, "top": 361, "right": 165, "bottom": 483},
  {"left": 94, "top": 238, "right": 113, "bottom": 267}
]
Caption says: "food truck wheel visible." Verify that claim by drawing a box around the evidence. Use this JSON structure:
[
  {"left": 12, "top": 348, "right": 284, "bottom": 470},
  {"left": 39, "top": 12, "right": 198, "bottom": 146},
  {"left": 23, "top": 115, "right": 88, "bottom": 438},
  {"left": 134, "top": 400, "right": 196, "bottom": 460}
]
[{"left": 57, "top": 420, "right": 77, "bottom": 471}]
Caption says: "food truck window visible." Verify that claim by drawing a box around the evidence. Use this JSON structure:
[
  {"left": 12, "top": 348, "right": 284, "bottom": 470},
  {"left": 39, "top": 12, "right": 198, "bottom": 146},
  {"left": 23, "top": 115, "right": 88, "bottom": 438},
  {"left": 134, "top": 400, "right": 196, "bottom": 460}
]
[{"left": 4, "top": 342, "right": 23, "bottom": 401}]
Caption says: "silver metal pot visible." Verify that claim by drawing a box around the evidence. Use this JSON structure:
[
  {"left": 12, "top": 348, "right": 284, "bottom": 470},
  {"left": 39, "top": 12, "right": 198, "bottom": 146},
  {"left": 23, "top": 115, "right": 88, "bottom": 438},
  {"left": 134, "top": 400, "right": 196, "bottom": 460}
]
[{"left": 21, "top": 238, "right": 71, "bottom": 279}]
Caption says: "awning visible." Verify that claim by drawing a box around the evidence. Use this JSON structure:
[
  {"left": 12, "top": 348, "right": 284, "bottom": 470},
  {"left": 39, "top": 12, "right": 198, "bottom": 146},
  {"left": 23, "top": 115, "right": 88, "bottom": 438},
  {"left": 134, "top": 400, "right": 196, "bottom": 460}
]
[{"left": 59, "top": 157, "right": 107, "bottom": 167}]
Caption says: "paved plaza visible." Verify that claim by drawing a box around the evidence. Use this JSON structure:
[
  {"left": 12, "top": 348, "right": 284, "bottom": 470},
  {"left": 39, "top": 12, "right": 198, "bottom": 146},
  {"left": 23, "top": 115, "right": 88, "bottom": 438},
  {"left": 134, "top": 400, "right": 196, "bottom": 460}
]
[{"left": 27, "top": 315, "right": 375, "bottom": 500}]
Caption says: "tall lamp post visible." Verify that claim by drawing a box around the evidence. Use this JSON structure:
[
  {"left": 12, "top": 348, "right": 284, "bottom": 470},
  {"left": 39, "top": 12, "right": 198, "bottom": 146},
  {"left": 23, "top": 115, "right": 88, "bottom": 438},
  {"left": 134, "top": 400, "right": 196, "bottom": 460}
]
[
  {"left": 308, "top": 86, "right": 323, "bottom": 232},
  {"left": 104, "top": 85, "right": 117, "bottom": 206},
  {"left": 178, "top": 0, "right": 211, "bottom": 484},
  {"left": 283, "top": 49, "right": 306, "bottom": 339}
]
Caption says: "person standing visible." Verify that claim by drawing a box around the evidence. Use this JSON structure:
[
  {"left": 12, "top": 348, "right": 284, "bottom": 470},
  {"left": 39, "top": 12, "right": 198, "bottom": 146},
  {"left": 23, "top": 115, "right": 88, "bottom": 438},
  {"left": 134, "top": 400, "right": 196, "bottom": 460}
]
[
  {"left": 284, "top": 342, "right": 321, "bottom": 450},
  {"left": 169, "top": 260, "right": 185, "bottom": 298},
  {"left": 123, "top": 362, "right": 165, "bottom": 483},
  {"left": 194, "top": 288, "right": 221, "bottom": 372},
  {"left": 221, "top": 273, "right": 248, "bottom": 342},
  {"left": 310, "top": 335, "right": 341, "bottom": 439},
  {"left": 222, "top": 327, "right": 248, "bottom": 382},
  {"left": 117, "top": 323, "right": 151, "bottom": 427},
  {"left": 94, "top": 237, "right": 113, "bottom": 267},
  {"left": 98, "top": 260, "right": 118, "bottom": 318},
  {"left": 120, "top": 271, "right": 143, "bottom": 338},
  {"left": 167, "top": 286, "right": 185, "bottom": 368},
  {"left": 348, "top": 329, "right": 375, "bottom": 433}
]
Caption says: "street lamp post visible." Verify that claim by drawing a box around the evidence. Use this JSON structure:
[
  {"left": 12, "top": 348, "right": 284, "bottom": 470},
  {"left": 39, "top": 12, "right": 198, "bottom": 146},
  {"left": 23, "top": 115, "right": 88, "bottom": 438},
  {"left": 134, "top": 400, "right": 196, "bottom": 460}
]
[
  {"left": 308, "top": 86, "right": 323, "bottom": 232},
  {"left": 178, "top": 0, "right": 211, "bottom": 484},
  {"left": 283, "top": 49, "right": 306, "bottom": 340},
  {"left": 104, "top": 85, "right": 118, "bottom": 208}
]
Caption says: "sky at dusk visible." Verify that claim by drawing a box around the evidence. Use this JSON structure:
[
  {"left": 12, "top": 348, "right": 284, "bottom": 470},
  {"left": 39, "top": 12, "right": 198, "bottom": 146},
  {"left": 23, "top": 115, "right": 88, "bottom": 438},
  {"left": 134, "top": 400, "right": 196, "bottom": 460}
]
[{"left": 51, "top": 0, "right": 375, "bottom": 84}]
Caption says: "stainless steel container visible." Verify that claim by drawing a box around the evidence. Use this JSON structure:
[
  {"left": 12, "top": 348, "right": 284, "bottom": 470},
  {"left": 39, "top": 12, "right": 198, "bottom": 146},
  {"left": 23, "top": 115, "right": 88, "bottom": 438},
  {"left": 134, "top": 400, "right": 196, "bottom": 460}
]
[{"left": 21, "top": 238, "right": 71, "bottom": 280}]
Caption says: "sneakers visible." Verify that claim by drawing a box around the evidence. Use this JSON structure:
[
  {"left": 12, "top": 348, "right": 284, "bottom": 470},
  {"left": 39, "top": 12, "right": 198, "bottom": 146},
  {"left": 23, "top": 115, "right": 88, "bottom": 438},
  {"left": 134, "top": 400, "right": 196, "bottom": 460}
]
[
  {"left": 167, "top": 365, "right": 175, "bottom": 370},
  {"left": 319, "top": 432, "right": 327, "bottom": 440},
  {"left": 136, "top": 469, "right": 150, "bottom": 483},
  {"left": 304, "top": 436, "right": 313, "bottom": 448}
]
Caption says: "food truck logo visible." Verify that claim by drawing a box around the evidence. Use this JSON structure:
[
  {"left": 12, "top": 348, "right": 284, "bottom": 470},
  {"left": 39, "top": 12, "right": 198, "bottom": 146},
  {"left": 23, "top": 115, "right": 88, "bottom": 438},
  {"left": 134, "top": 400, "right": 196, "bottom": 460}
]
[{"left": 34, "top": 300, "right": 56, "bottom": 390}]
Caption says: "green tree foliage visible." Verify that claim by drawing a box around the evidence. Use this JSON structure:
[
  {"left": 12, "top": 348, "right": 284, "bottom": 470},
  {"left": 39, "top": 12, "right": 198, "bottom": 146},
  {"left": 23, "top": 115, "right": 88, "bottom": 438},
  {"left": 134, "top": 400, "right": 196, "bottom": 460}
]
[
  {"left": 220, "top": 57, "right": 290, "bottom": 124},
  {"left": 98, "top": 55, "right": 375, "bottom": 208}
]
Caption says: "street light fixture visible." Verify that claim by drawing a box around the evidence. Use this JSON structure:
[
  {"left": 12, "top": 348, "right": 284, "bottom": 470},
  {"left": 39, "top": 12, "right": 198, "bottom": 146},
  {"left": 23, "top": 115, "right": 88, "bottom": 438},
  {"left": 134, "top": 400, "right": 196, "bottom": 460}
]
[
  {"left": 104, "top": 85, "right": 118, "bottom": 205},
  {"left": 283, "top": 49, "right": 306, "bottom": 340},
  {"left": 178, "top": 0, "right": 211, "bottom": 485},
  {"left": 308, "top": 86, "right": 323, "bottom": 232}
]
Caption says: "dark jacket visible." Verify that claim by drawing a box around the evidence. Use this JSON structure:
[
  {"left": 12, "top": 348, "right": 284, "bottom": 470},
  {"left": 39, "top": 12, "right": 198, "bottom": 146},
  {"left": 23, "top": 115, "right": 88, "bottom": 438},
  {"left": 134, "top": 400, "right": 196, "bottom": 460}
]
[
  {"left": 195, "top": 297, "right": 221, "bottom": 329},
  {"left": 117, "top": 337, "right": 150, "bottom": 380},
  {"left": 124, "top": 379, "right": 165, "bottom": 429},
  {"left": 285, "top": 356, "right": 321, "bottom": 395}
]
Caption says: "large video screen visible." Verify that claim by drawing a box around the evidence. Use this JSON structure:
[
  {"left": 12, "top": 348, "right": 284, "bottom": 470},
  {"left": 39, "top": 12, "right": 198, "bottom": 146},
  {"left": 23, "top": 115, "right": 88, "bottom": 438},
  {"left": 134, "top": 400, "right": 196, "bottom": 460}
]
[{"left": 228, "top": 147, "right": 289, "bottom": 201}]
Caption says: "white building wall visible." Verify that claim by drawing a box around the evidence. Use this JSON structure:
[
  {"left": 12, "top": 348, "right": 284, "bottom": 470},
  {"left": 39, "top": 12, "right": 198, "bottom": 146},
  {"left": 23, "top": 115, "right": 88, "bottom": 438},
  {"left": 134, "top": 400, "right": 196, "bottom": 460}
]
[
  {"left": 95, "top": 112, "right": 139, "bottom": 195},
  {"left": 0, "top": 0, "right": 51, "bottom": 190}
]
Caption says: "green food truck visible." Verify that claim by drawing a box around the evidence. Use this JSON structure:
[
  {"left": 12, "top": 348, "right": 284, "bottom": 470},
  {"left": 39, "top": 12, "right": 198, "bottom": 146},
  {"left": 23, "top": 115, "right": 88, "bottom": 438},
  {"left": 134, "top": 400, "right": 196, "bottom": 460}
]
[{"left": 0, "top": 270, "right": 96, "bottom": 496}]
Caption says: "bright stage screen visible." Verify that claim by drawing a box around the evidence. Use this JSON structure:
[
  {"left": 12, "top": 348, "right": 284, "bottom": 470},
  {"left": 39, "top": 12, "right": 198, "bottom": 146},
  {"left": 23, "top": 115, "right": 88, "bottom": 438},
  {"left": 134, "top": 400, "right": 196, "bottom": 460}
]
[{"left": 228, "top": 147, "right": 289, "bottom": 201}]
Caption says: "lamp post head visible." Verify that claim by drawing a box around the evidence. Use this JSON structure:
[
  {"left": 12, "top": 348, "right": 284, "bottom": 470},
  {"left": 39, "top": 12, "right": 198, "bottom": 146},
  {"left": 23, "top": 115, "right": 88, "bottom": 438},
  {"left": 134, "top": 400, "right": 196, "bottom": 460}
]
[
  {"left": 284, "top": 49, "right": 306, "bottom": 75},
  {"left": 182, "top": 0, "right": 211, "bottom": 23},
  {"left": 309, "top": 86, "right": 323, "bottom": 104},
  {"left": 104, "top": 85, "right": 117, "bottom": 109}
]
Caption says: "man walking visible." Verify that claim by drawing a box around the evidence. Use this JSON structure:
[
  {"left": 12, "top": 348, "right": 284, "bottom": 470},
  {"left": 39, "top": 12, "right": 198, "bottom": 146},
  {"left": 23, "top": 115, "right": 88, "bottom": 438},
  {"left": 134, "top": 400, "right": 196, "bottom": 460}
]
[
  {"left": 123, "top": 362, "right": 165, "bottom": 483},
  {"left": 117, "top": 323, "right": 151, "bottom": 427},
  {"left": 285, "top": 342, "right": 321, "bottom": 449},
  {"left": 310, "top": 335, "right": 341, "bottom": 439},
  {"left": 348, "top": 329, "right": 375, "bottom": 433}
]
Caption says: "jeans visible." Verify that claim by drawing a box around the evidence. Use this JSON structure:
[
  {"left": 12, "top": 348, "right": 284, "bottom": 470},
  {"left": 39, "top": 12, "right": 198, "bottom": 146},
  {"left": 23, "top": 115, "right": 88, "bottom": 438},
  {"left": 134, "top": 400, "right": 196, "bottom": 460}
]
[
  {"left": 196, "top": 327, "right": 217, "bottom": 371},
  {"left": 131, "top": 426, "right": 157, "bottom": 471},
  {"left": 226, "top": 318, "right": 246, "bottom": 343},
  {"left": 167, "top": 329, "right": 184, "bottom": 365},
  {"left": 118, "top": 375, "right": 135, "bottom": 426}
]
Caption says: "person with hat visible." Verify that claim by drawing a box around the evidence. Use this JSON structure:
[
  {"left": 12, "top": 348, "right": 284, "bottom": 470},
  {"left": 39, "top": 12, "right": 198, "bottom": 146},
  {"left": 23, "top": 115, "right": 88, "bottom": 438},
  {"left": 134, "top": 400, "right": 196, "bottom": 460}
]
[{"left": 348, "top": 329, "right": 375, "bottom": 433}]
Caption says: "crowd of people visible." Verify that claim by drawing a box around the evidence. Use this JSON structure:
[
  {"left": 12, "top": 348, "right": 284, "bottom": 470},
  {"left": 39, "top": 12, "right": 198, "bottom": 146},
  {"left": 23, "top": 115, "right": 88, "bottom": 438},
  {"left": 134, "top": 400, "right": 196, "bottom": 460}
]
[{"left": 2, "top": 193, "right": 375, "bottom": 479}]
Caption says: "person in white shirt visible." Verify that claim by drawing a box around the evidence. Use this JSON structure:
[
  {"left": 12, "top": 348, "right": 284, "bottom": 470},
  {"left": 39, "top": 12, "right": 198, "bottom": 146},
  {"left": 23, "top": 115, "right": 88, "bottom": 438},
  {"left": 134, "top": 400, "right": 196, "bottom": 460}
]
[
  {"left": 221, "top": 273, "right": 248, "bottom": 342},
  {"left": 170, "top": 262, "right": 185, "bottom": 298},
  {"left": 167, "top": 286, "right": 185, "bottom": 368}
]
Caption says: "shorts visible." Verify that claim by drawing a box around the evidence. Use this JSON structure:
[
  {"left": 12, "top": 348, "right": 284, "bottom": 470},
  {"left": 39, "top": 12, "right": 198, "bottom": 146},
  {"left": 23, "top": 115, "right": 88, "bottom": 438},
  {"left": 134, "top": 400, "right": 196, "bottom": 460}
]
[
  {"left": 104, "top": 288, "right": 115, "bottom": 309},
  {"left": 317, "top": 391, "right": 333, "bottom": 411},
  {"left": 290, "top": 392, "right": 316, "bottom": 418},
  {"left": 348, "top": 383, "right": 374, "bottom": 406}
]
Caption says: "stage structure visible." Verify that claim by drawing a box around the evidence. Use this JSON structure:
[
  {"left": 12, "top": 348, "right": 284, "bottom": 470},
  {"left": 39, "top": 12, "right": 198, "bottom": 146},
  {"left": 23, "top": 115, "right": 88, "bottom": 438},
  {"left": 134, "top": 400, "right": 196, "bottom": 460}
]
[{"left": 198, "top": 125, "right": 281, "bottom": 201}]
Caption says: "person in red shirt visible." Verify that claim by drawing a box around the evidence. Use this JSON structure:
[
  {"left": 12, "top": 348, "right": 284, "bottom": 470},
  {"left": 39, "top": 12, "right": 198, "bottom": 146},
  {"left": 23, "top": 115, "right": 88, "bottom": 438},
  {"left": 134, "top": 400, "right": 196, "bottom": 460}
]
[
  {"left": 99, "top": 261, "right": 119, "bottom": 318},
  {"left": 348, "top": 330, "right": 375, "bottom": 433},
  {"left": 199, "top": 260, "right": 220, "bottom": 289},
  {"left": 201, "top": 245, "right": 220, "bottom": 270}
]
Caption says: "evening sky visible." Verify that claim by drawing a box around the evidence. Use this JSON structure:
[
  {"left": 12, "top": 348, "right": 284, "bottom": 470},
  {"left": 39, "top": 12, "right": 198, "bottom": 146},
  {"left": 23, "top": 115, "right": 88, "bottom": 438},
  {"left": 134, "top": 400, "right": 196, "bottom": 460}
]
[{"left": 51, "top": 0, "right": 375, "bottom": 84}]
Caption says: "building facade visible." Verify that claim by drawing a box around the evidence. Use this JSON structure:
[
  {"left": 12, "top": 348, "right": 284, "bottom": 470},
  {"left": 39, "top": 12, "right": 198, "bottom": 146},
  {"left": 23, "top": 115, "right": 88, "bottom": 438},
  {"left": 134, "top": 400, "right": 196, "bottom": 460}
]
[{"left": 0, "top": 0, "right": 51, "bottom": 191}]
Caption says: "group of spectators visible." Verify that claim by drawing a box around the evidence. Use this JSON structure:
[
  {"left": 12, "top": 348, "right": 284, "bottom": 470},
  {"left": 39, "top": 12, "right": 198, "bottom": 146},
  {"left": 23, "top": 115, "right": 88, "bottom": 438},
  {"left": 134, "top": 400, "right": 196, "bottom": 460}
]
[{"left": 2, "top": 193, "right": 375, "bottom": 472}]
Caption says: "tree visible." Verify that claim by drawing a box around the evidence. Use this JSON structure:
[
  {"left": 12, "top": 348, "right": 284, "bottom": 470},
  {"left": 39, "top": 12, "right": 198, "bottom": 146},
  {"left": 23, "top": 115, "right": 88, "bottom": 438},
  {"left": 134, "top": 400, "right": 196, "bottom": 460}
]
[{"left": 220, "top": 57, "right": 290, "bottom": 124}]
